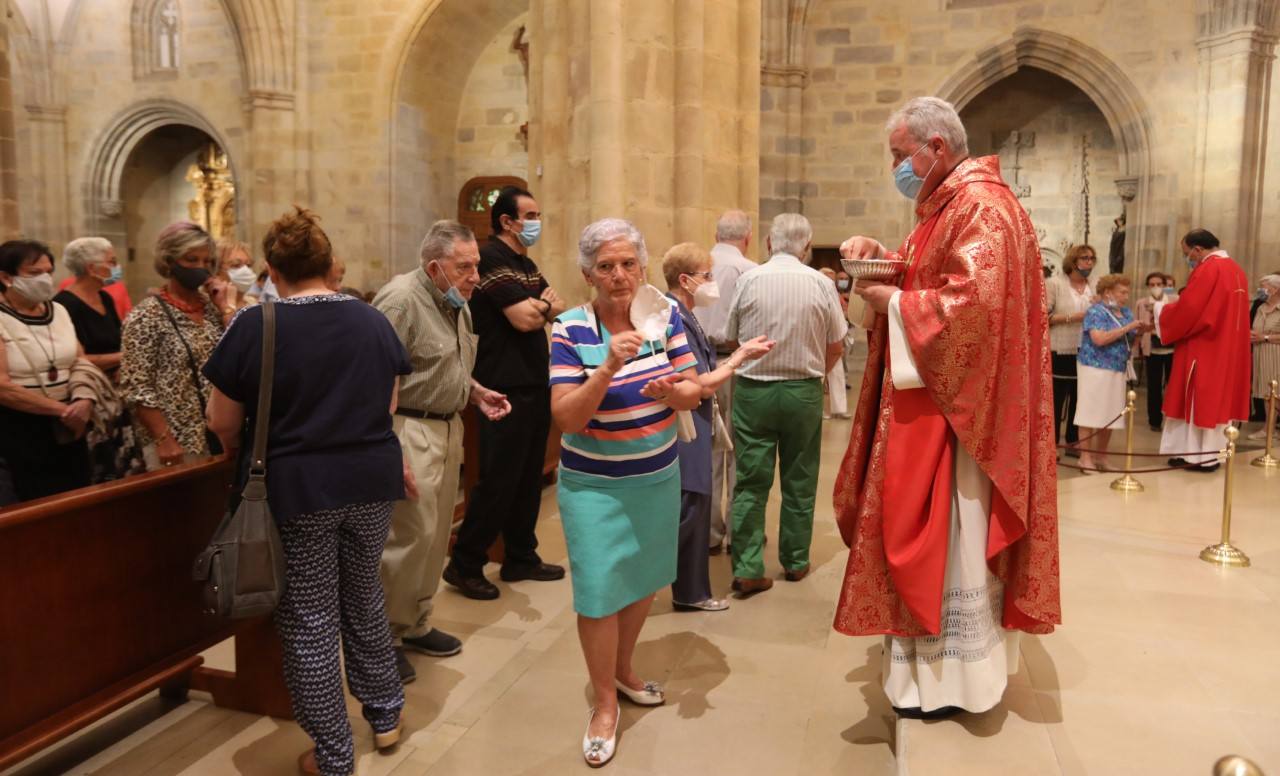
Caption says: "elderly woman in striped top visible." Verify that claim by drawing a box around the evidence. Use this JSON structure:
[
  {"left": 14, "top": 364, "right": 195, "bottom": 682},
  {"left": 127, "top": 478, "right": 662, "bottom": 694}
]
[{"left": 550, "top": 218, "right": 704, "bottom": 767}]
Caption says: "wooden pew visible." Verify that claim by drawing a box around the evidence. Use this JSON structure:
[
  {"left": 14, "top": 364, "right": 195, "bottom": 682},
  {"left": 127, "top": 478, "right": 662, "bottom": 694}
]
[{"left": 0, "top": 459, "right": 291, "bottom": 771}]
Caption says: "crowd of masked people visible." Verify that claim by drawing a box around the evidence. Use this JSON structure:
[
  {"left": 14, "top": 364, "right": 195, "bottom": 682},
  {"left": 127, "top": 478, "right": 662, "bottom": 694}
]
[
  {"left": 1044, "top": 234, "right": 1280, "bottom": 473},
  {"left": 2, "top": 189, "right": 859, "bottom": 771}
]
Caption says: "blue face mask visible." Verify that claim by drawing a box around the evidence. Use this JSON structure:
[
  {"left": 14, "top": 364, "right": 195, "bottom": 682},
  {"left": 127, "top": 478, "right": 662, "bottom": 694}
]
[
  {"left": 1079, "top": 267, "right": 1093, "bottom": 278},
  {"left": 430, "top": 263, "right": 467, "bottom": 309},
  {"left": 106, "top": 265, "right": 122, "bottom": 285},
  {"left": 517, "top": 219, "right": 542, "bottom": 248},
  {"left": 893, "top": 145, "right": 937, "bottom": 200}
]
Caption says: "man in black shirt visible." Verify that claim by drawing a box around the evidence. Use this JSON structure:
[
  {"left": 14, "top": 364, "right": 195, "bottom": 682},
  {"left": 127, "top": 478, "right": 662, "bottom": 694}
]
[{"left": 444, "top": 186, "right": 568, "bottom": 599}]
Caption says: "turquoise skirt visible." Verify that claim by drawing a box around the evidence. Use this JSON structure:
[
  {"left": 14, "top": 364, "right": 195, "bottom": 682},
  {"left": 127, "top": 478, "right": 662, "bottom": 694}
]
[{"left": 557, "top": 463, "right": 679, "bottom": 618}]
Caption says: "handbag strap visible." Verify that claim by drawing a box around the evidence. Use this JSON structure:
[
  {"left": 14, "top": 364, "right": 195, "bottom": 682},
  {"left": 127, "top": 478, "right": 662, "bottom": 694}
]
[
  {"left": 250, "top": 301, "right": 276, "bottom": 477},
  {"left": 156, "top": 296, "right": 210, "bottom": 411}
]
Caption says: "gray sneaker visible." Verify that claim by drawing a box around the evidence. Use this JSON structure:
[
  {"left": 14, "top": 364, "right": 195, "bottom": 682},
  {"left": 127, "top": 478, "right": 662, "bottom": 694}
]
[
  {"left": 394, "top": 647, "right": 416, "bottom": 685},
  {"left": 403, "top": 628, "right": 463, "bottom": 657}
]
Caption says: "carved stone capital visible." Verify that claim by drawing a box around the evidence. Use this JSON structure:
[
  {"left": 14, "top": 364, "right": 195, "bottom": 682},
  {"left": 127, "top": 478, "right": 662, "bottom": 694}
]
[
  {"left": 244, "top": 90, "right": 296, "bottom": 112},
  {"left": 24, "top": 104, "right": 68, "bottom": 123},
  {"left": 100, "top": 199, "right": 124, "bottom": 218},
  {"left": 761, "top": 64, "right": 809, "bottom": 89},
  {"left": 1115, "top": 177, "right": 1139, "bottom": 202}
]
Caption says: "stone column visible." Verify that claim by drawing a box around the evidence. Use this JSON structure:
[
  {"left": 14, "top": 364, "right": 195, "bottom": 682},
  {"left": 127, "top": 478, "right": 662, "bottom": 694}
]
[
  {"left": 244, "top": 91, "right": 304, "bottom": 246},
  {"left": 760, "top": 0, "right": 812, "bottom": 226},
  {"left": 0, "top": 18, "right": 20, "bottom": 239},
  {"left": 1192, "top": 0, "right": 1279, "bottom": 278},
  {"left": 24, "top": 106, "right": 70, "bottom": 245},
  {"left": 528, "top": 0, "right": 761, "bottom": 299}
]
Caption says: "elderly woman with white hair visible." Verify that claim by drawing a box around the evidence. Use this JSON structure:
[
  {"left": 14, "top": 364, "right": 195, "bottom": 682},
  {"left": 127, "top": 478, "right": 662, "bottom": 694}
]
[
  {"left": 118, "top": 221, "right": 232, "bottom": 469},
  {"left": 52, "top": 237, "right": 124, "bottom": 375},
  {"left": 1250, "top": 273, "right": 1280, "bottom": 439},
  {"left": 549, "top": 218, "right": 704, "bottom": 767}
]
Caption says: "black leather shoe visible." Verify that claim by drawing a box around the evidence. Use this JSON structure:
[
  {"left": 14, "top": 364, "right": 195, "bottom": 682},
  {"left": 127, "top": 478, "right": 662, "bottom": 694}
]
[
  {"left": 1168, "top": 457, "right": 1187, "bottom": 467},
  {"left": 403, "top": 628, "right": 462, "bottom": 657},
  {"left": 443, "top": 565, "right": 500, "bottom": 600},
  {"left": 894, "top": 704, "right": 964, "bottom": 720},
  {"left": 500, "top": 562, "right": 566, "bottom": 582},
  {"left": 394, "top": 648, "right": 416, "bottom": 685}
]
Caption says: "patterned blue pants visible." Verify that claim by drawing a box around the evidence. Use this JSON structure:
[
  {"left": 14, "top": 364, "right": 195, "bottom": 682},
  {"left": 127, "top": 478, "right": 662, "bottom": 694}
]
[{"left": 275, "top": 501, "right": 405, "bottom": 776}]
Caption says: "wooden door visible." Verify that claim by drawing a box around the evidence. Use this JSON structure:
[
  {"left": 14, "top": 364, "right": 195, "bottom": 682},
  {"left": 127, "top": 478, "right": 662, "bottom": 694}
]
[{"left": 457, "top": 175, "right": 529, "bottom": 240}]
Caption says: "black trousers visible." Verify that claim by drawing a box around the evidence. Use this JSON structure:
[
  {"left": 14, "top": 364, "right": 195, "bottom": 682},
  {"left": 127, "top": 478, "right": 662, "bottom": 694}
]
[
  {"left": 450, "top": 387, "right": 550, "bottom": 577},
  {"left": 1145, "top": 352, "right": 1173, "bottom": 429},
  {"left": 1051, "top": 353, "right": 1079, "bottom": 446}
]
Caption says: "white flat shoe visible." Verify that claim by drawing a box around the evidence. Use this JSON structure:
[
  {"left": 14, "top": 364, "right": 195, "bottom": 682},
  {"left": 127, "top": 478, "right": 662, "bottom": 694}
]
[
  {"left": 615, "top": 678, "right": 665, "bottom": 706},
  {"left": 673, "top": 598, "right": 730, "bottom": 612},
  {"left": 582, "top": 707, "right": 619, "bottom": 768}
]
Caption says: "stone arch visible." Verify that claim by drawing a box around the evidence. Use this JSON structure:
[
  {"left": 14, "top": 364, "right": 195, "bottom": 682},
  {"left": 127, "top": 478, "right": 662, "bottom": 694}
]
[
  {"left": 936, "top": 26, "right": 1153, "bottom": 266},
  {"left": 380, "top": 0, "right": 530, "bottom": 274},
  {"left": 83, "top": 99, "right": 238, "bottom": 235}
]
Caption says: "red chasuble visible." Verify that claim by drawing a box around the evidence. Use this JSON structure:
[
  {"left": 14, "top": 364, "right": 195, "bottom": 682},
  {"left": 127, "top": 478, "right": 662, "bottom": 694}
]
[
  {"left": 1158, "top": 254, "right": 1252, "bottom": 428},
  {"left": 833, "top": 156, "right": 1061, "bottom": 638}
]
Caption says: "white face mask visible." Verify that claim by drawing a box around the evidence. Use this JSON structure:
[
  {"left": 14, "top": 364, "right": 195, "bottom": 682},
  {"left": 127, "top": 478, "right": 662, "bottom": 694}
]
[
  {"left": 693, "top": 280, "right": 720, "bottom": 308},
  {"left": 1148, "top": 286, "right": 1164, "bottom": 299},
  {"left": 228, "top": 265, "right": 257, "bottom": 293},
  {"left": 7, "top": 272, "right": 56, "bottom": 303}
]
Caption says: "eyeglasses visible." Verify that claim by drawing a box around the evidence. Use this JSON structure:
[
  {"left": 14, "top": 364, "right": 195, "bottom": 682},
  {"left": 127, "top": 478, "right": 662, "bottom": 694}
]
[{"left": 687, "top": 271, "right": 713, "bottom": 281}]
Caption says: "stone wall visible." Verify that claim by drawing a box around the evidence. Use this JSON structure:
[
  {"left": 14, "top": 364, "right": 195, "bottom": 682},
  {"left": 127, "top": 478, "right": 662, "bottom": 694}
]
[{"left": 453, "top": 14, "right": 530, "bottom": 202}]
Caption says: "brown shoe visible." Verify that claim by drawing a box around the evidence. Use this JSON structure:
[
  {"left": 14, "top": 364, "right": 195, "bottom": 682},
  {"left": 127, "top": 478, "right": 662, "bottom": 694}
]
[
  {"left": 298, "top": 750, "right": 320, "bottom": 775},
  {"left": 731, "top": 577, "right": 774, "bottom": 596},
  {"left": 374, "top": 721, "right": 402, "bottom": 751},
  {"left": 784, "top": 565, "right": 811, "bottom": 582}
]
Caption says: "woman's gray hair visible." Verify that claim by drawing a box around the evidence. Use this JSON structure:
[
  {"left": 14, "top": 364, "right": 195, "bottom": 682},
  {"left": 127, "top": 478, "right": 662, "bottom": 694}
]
[
  {"left": 419, "top": 220, "right": 476, "bottom": 264},
  {"left": 768, "top": 212, "right": 812, "bottom": 261},
  {"left": 1261, "top": 273, "right": 1280, "bottom": 290},
  {"left": 886, "top": 96, "right": 969, "bottom": 156},
  {"left": 153, "top": 221, "right": 215, "bottom": 278},
  {"left": 63, "top": 237, "right": 114, "bottom": 277},
  {"left": 578, "top": 218, "right": 648, "bottom": 272}
]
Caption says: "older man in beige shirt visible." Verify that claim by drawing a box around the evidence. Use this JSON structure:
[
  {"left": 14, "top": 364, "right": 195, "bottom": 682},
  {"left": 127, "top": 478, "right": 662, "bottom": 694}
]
[{"left": 374, "top": 220, "right": 511, "bottom": 684}]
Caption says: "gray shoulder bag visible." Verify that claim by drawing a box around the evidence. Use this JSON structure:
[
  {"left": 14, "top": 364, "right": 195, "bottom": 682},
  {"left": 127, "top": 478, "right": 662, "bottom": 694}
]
[{"left": 192, "top": 301, "right": 287, "bottom": 619}]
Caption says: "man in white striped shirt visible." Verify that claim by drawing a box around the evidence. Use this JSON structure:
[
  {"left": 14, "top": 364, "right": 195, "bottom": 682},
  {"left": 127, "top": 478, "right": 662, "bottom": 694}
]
[{"left": 724, "top": 213, "right": 848, "bottom": 594}]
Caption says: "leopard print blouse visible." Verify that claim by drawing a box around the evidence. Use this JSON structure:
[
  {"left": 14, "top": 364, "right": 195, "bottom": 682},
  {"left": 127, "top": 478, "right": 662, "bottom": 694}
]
[{"left": 118, "top": 295, "right": 224, "bottom": 456}]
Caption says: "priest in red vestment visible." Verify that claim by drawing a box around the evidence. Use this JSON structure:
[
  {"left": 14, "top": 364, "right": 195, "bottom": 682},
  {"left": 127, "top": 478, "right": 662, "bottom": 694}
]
[
  {"left": 1156, "top": 229, "right": 1252, "bottom": 471},
  {"left": 834, "top": 97, "right": 1060, "bottom": 718}
]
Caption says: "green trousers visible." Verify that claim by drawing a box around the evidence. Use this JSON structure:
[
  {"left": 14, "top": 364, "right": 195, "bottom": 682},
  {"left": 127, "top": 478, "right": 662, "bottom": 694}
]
[{"left": 729, "top": 376, "right": 824, "bottom": 579}]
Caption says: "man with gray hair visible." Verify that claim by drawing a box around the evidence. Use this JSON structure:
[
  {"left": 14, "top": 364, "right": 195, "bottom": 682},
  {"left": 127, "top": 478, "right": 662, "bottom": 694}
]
[
  {"left": 695, "top": 209, "right": 758, "bottom": 554},
  {"left": 373, "top": 220, "right": 512, "bottom": 684},
  {"left": 833, "top": 96, "right": 1060, "bottom": 719},
  {"left": 724, "top": 212, "right": 847, "bottom": 595}
]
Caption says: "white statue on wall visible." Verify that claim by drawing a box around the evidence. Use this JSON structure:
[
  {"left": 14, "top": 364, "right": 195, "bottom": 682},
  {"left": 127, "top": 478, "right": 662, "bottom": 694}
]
[{"left": 157, "top": 0, "right": 180, "bottom": 70}]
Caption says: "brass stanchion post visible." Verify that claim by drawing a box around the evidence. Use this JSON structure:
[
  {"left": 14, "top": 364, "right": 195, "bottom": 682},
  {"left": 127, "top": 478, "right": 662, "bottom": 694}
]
[
  {"left": 1111, "top": 390, "right": 1143, "bottom": 492},
  {"left": 1251, "top": 379, "right": 1278, "bottom": 469},
  {"left": 1200, "top": 427, "right": 1250, "bottom": 567}
]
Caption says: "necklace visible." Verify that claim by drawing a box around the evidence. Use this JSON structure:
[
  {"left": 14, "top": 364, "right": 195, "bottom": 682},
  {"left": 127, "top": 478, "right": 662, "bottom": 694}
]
[
  {"left": 1, "top": 295, "right": 57, "bottom": 381},
  {"left": 160, "top": 289, "right": 205, "bottom": 316}
]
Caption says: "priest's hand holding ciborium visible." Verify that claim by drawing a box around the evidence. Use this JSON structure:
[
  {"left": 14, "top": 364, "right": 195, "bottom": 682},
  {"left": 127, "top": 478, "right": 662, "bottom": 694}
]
[{"left": 839, "top": 235, "right": 906, "bottom": 324}]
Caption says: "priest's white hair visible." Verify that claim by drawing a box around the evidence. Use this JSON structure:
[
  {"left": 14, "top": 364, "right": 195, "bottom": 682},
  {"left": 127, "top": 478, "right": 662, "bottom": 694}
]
[
  {"left": 578, "top": 218, "right": 648, "bottom": 272},
  {"left": 887, "top": 96, "right": 970, "bottom": 156}
]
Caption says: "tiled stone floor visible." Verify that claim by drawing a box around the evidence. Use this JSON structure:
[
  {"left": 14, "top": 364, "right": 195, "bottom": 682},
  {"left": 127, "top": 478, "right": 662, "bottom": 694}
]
[{"left": 7, "top": 373, "right": 1277, "bottom": 776}]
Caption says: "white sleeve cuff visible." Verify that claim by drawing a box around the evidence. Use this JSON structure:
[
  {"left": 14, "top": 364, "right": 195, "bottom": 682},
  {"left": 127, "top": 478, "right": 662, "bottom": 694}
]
[
  {"left": 1153, "top": 299, "right": 1168, "bottom": 341},
  {"left": 888, "top": 291, "right": 925, "bottom": 390}
]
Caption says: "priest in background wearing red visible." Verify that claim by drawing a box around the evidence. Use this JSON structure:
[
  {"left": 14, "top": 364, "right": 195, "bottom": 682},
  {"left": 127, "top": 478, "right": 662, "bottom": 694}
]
[
  {"left": 1156, "top": 229, "right": 1252, "bottom": 472},
  {"left": 834, "top": 96, "right": 1061, "bottom": 719}
]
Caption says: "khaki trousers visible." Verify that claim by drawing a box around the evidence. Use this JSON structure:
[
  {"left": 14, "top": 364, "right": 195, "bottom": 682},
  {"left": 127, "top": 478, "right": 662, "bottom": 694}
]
[{"left": 380, "top": 414, "right": 463, "bottom": 641}]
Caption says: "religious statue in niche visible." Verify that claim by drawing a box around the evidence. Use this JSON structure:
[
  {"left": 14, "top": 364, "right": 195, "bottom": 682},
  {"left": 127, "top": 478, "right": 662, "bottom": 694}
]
[
  {"left": 1109, "top": 212, "right": 1126, "bottom": 274},
  {"left": 994, "top": 130, "right": 1034, "bottom": 200},
  {"left": 156, "top": 0, "right": 180, "bottom": 70},
  {"left": 185, "top": 143, "right": 236, "bottom": 239}
]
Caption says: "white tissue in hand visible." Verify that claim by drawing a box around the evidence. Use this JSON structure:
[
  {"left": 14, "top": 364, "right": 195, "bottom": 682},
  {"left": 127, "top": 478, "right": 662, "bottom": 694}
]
[{"left": 630, "top": 284, "right": 671, "bottom": 342}]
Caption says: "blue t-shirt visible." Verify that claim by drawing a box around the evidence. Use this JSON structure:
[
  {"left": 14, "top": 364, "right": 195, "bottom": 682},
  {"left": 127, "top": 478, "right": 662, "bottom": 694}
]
[
  {"left": 202, "top": 294, "right": 412, "bottom": 523},
  {"left": 1078, "top": 302, "right": 1134, "bottom": 373}
]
